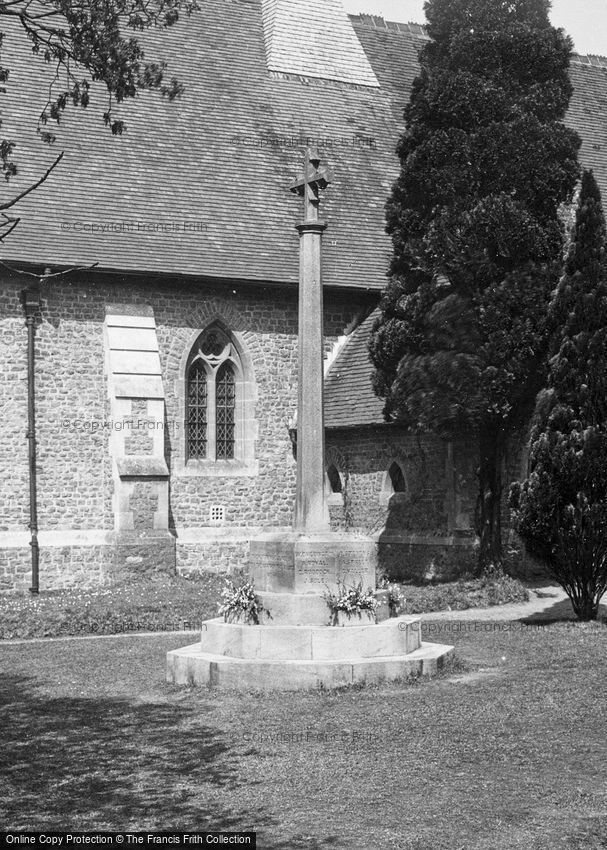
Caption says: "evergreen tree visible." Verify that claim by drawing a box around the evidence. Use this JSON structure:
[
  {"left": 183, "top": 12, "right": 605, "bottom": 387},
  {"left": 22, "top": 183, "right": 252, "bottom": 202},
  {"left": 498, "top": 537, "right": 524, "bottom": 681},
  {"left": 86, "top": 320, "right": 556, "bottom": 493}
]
[
  {"left": 510, "top": 170, "right": 607, "bottom": 620},
  {"left": 370, "top": 0, "right": 580, "bottom": 570}
]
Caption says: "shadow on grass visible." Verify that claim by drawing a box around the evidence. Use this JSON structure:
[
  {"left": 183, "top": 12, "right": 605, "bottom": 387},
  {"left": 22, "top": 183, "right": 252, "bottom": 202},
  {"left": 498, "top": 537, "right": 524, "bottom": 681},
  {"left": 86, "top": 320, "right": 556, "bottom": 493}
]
[
  {"left": 519, "top": 597, "right": 607, "bottom": 626},
  {"left": 264, "top": 838, "right": 348, "bottom": 849},
  {"left": 0, "top": 674, "right": 266, "bottom": 833}
]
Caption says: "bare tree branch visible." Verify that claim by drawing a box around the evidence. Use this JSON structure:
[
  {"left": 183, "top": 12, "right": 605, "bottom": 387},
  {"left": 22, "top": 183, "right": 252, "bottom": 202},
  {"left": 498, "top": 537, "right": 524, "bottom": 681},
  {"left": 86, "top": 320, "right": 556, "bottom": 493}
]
[
  {"left": 0, "top": 150, "right": 63, "bottom": 211},
  {"left": 0, "top": 212, "right": 20, "bottom": 242},
  {"left": 0, "top": 258, "right": 100, "bottom": 277}
]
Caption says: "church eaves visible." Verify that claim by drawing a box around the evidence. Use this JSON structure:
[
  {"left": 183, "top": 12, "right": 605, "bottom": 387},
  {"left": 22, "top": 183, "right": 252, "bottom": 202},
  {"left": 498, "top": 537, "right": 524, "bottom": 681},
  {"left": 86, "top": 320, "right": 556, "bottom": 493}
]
[{"left": 261, "top": 0, "right": 380, "bottom": 87}]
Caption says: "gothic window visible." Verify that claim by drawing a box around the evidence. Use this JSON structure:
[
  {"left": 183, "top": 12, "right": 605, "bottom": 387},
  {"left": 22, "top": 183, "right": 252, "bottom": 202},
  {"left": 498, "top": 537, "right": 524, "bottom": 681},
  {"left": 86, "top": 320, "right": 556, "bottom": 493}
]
[
  {"left": 186, "top": 324, "right": 241, "bottom": 463},
  {"left": 216, "top": 362, "right": 236, "bottom": 460},
  {"left": 187, "top": 362, "right": 208, "bottom": 460},
  {"left": 326, "top": 464, "right": 343, "bottom": 494},
  {"left": 388, "top": 461, "right": 406, "bottom": 493},
  {"left": 380, "top": 461, "right": 407, "bottom": 506}
]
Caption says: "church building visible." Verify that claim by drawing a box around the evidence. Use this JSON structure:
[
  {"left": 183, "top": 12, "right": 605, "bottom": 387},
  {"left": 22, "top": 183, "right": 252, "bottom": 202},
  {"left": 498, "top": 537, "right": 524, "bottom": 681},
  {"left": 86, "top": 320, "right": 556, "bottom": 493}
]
[{"left": 1, "top": 0, "right": 606, "bottom": 590}]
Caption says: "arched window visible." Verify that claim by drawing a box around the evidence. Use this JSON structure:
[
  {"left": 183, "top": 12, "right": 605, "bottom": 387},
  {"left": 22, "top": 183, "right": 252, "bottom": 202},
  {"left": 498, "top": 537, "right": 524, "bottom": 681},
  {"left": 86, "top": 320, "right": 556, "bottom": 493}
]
[
  {"left": 326, "top": 464, "right": 343, "bottom": 494},
  {"left": 380, "top": 460, "right": 407, "bottom": 506},
  {"left": 186, "top": 324, "right": 241, "bottom": 463},
  {"left": 388, "top": 461, "right": 406, "bottom": 493},
  {"left": 187, "top": 361, "right": 208, "bottom": 459},
  {"left": 215, "top": 361, "right": 236, "bottom": 460},
  {"left": 325, "top": 463, "right": 344, "bottom": 507}
]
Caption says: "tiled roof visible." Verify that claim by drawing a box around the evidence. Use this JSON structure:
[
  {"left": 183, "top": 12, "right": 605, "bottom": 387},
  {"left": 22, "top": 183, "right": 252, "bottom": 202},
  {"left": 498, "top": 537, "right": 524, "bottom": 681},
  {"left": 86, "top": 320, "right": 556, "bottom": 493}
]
[
  {"left": 261, "top": 0, "right": 379, "bottom": 87},
  {"left": 1, "top": 1, "right": 417, "bottom": 290},
  {"left": 324, "top": 308, "right": 385, "bottom": 428},
  {"left": 2, "top": 5, "right": 606, "bottom": 298},
  {"left": 565, "top": 58, "right": 607, "bottom": 206},
  {"left": 324, "top": 43, "right": 607, "bottom": 427}
]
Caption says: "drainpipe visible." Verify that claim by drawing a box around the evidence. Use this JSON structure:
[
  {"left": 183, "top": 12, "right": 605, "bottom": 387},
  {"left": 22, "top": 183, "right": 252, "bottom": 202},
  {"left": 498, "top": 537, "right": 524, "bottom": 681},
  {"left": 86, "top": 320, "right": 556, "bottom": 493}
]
[{"left": 21, "top": 284, "right": 41, "bottom": 594}]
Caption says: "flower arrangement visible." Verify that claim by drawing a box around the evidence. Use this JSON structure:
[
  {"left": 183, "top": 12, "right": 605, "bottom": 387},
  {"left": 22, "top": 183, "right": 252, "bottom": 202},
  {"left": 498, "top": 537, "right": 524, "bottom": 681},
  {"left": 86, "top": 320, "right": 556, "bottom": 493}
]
[
  {"left": 217, "top": 578, "right": 271, "bottom": 625},
  {"left": 377, "top": 576, "right": 407, "bottom": 617},
  {"left": 324, "top": 580, "right": 378, "bottom": 626}
]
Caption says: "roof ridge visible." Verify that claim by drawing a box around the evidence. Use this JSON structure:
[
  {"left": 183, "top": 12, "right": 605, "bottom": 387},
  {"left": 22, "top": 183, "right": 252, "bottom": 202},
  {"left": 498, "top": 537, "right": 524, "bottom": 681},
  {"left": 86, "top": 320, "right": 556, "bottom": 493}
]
[
  {"left": 349, "top": 16, "right": 607, "bottom": 63},
  {"left": 349, "top": 14, "right": 430, "bottom": 38},
  {"left": 572, "top": 53, "right": 607, "bottom": 68}
]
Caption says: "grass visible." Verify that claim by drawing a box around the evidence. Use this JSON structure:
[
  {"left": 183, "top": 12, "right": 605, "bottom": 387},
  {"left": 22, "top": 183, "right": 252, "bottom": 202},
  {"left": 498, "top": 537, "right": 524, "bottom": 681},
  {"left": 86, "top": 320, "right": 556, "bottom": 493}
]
[
  {"left": 1, "top": 619, "right": 606, "bottom": 847},
  {"left": 0, "top": 573, "right": 225, "bottom": 640},
  {"left": 402, "top": 569, "right": 529, "bottom": 614},
  {"left": 0, "top": 570, "right": 529, "bottom": 640}
]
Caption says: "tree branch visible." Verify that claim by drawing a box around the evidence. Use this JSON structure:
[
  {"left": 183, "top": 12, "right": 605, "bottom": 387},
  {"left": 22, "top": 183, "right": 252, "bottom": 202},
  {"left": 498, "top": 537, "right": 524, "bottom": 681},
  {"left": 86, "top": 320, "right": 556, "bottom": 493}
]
[
  {"left": 0, "top": 213, "right": 21, "bottom": 242},
  {"left": 0, "top": 150, "right": 63, "bottom": 211},
  {"left": 0, "top": 258, "right": 100, "bottom": 278}
]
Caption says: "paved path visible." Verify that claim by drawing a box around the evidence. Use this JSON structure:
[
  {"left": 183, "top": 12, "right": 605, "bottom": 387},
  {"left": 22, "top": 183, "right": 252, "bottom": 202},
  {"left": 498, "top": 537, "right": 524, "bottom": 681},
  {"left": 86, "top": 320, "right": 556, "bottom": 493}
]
[{"left": 422, "top": 585, "right": 570, "bottom": 622}]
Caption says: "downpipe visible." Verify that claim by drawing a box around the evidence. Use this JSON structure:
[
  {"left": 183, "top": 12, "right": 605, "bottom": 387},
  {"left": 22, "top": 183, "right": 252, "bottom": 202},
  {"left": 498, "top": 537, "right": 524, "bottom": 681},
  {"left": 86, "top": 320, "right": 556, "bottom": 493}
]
[{"left": 21, "top": 284, "right": 40, "bottom": 594}]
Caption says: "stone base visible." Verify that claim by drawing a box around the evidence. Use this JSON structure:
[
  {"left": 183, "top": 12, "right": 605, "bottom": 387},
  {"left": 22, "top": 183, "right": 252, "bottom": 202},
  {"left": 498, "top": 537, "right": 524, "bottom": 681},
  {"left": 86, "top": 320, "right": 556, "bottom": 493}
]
[
  {"left": 168, "top": 532, "right": 453, "bottom": 692},
  {"left": 257, "top": 591, "right": 330, "bottom": 625},
  {"left": 167, "top": 641, "right": 453, "bottom": 690},
  {"left": 201, "top": 614, "right": 422, "bottom": 657},
  {"left": 333, "top": 609, "right": 376, "bottom": 627},
  {"left": 257, "top": 590, "right": 391, "bottom": 626},
  {"left": 166, "top": 614, "right": 453, "bottom": 690},
  {"left": 249, "top": 531, "right": 376, "bottom": 594}
]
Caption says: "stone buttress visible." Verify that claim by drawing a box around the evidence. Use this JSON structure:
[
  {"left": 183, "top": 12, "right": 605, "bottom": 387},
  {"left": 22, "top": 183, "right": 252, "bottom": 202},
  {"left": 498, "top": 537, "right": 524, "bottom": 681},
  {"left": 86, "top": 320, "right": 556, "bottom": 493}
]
[{"left": 104, "top": 305, "right": 176, "bottom": 576}]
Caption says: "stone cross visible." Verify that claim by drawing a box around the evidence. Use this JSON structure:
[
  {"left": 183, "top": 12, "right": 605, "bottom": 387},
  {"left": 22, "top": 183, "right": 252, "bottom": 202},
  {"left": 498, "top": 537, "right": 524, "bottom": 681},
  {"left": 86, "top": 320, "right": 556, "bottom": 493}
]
[
  {"left": 290, "top": 147, "right": 330, "bottom": 223},
  {"left": 290, "top": 148, "right": 331, "bottom": 533}
]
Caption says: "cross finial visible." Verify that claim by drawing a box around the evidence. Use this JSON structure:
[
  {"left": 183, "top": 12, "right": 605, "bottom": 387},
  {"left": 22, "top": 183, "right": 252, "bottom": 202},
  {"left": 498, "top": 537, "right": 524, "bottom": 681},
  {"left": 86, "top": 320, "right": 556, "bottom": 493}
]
[{"left": 290, "top": 148, "right": 330, "bottom": 222}]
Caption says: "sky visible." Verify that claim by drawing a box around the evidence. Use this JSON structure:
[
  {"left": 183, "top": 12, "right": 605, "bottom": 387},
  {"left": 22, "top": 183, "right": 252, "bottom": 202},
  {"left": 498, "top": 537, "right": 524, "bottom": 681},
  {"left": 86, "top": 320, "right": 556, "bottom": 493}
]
[{"left": 343, "top": 0, "right": 607, "bottom": 56}]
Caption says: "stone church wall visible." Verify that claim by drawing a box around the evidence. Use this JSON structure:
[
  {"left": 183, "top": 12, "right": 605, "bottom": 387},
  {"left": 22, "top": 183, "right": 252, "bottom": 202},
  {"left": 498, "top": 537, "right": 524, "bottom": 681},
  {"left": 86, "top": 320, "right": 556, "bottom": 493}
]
[
  {"left": 0, "top": 271, "right": 371, "bottom": 591},
  {"left": 0, "top": 269, "right": 539, "bottom": 592},
  {"left": 327, "top": 425, "right": 546, "bottom": 583},
  {"left": 327, "top": 426, "right": 480, "bottom": 583}
]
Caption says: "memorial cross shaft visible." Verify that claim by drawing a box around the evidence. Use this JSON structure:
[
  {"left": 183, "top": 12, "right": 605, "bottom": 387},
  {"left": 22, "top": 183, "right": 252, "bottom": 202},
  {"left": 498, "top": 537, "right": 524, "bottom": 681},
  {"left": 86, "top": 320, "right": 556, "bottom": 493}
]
[{"left": 290, "top": 149, "right": 331, "bottom": 533}]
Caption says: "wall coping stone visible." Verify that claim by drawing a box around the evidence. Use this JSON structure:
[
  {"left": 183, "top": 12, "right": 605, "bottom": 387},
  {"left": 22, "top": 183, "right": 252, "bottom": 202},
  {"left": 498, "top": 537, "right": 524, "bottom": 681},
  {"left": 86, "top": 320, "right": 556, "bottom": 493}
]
[
  {"left": 117, "top": 456, "right": 169, "bottom": 478},
  {"left": 177, "top": 525, "right": 290, "bottom": 543}
]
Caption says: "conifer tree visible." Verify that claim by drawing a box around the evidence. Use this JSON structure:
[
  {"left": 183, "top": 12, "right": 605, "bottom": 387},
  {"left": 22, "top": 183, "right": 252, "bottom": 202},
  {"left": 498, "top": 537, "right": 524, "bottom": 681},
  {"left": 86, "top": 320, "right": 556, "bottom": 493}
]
[
  {"left": 510, "top": 170, "right": 607, "bottom": 620},
  {"left": 370, "top": 0, "right": 581, "bottom": 570}
]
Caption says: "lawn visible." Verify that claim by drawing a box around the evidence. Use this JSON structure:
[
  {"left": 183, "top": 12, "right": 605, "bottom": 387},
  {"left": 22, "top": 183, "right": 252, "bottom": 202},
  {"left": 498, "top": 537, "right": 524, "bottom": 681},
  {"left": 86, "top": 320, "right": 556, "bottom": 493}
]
[
  {"left": 0, "top": 573, "right": 225, "bottom": 639},
  {"left": 2, "top": 616, "right": 607, "bottom": 848},
  {"left": 0, "top": 570, "right": 528, "bottom": 639}
]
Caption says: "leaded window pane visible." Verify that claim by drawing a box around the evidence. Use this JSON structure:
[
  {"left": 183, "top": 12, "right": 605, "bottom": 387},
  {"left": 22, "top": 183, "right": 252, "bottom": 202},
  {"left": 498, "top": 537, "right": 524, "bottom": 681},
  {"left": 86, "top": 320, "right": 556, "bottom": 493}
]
[
  {"left": 187, "top": 362, "right": 208, "bottom": 459},
  {"left": 216, "top": 362, "right": 235, "bottom": 460}
]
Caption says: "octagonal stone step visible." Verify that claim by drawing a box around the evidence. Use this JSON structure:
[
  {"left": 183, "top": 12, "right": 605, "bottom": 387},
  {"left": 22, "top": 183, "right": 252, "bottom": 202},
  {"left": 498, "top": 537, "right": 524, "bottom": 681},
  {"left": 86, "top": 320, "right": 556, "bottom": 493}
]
[
  {"left": 257, "top": 590, "right": 390, "bottom": 626},
  {"left": 166, "top": 641, "right": 454, "bottom": 690},
  {"left": 199, "top": 615, "right": 421, "bottom": 661}
]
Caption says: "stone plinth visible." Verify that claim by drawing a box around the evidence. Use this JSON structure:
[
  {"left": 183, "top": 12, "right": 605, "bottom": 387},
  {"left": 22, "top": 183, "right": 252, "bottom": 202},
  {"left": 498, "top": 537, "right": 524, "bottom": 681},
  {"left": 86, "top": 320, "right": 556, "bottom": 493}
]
[
  {"left": 167, "top": 643, "right": 452, "bottom": 690},
  {"left": 255, "top": 590, "right": 391, "bottom": 626},
  {"left": 167, "top": 529, "right": 455, "bottom": 689},
  {"left": 255, "top": 591, "right": 330, "bottom": 626},
  {"left": 166, "top": 614, "right": 453, "bottom": 690},
  {"left": 249, "top": 531, "right": 376, "bottom": 595},
  {"left": 199, "top": 615, "right": 422, "bottom": 659}
]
